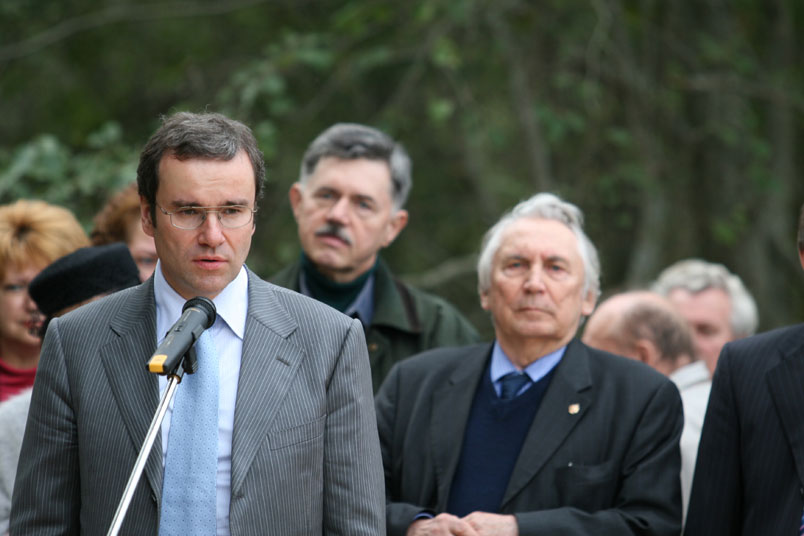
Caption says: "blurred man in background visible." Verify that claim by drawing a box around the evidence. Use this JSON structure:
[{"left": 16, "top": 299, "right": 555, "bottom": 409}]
[
  {"left": 583, "top": 290, "right": 700, "bottom": 517},
  {"left": 685, "top": 204, "right": 804, "bottom": 535},
  {"left": 273, "top": 123, "right": 479, "bottom": 390},
  {"left": 651, "top": 258, "right": 758, "bottom": 376}
]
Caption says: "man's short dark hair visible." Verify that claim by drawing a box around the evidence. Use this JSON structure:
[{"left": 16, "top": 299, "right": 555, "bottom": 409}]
[
  {"left": 137, "top": 111, "right": 265, "bottom": 224},
  {"left": 299, "top": 123, "right": 411, "bottom": 210}
]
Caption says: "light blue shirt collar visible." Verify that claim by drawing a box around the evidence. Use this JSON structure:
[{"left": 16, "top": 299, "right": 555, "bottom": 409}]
[{"left": 490, "top": 341, "right": 565, "bottom": 394}]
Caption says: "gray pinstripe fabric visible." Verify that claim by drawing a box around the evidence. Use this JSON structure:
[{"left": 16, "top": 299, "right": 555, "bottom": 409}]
[
  {"left": 685, "top": 323, "right": 804, "bottom": 535},
  {"left": 10, "top": 269, "right": 385, "bottom": 535}
]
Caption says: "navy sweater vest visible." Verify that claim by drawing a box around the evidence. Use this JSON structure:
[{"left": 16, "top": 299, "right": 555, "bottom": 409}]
[{"left": 446, "top": 367, "right": 555, "bottom": 517}]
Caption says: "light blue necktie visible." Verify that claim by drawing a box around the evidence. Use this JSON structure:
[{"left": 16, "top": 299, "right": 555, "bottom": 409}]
[{"left": 159, "top": 329, "right": 219, "bottom": 535}]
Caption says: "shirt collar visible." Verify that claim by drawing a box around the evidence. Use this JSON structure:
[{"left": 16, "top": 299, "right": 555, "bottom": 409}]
[
  {"left": 489, "top": 341, "right": 566, "bottom": 384},
  {"left": 153, "top": 260, "right": 249, "bottom": 340}
]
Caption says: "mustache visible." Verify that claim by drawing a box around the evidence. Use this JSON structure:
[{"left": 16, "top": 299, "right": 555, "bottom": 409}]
[{"left": 314, "top": 223, "right": 352, "bottom": 245}]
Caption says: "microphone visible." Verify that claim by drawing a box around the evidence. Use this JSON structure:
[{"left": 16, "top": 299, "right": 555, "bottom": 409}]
[{"left": 147, "top": 296, "right": 216, "bottom": 376}]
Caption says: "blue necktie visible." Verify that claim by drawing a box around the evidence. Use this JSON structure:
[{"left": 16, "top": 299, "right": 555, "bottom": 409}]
[
  {"left": 159, "top": 329, "right": 219, "bottom": 535},
  {"left": 499, "top": 371, "right": 531, "bottom": 400}
]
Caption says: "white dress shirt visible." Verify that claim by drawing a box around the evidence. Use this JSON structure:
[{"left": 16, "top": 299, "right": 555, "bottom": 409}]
[
  {"left": 669, "top": 359, "right": 711, "bottom": 520},
  {"left": 154, "top": 262, "right": 248, "bottom": 536}
]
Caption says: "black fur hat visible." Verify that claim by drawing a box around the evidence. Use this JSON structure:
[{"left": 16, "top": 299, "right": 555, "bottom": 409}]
[{"left": 29, "top": 242, "right": 140, "bottom": 316}]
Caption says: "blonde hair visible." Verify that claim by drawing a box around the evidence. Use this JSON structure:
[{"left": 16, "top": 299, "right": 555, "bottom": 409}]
[{"left": 0, "top": 200, "right": 90, "bottom": 282}]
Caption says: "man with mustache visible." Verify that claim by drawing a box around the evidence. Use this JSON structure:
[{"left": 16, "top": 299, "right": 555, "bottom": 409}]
[
  {"left": 376, "top": 193, "right": 683, "bottom": 535},
  {"left": 272, "top": 123, "right": 479, "bottom": 390}
]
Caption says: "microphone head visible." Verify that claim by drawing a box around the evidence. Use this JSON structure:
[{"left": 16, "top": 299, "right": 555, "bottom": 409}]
[{"left": 183, "top": 296, "right": 217, "bottom": 329}]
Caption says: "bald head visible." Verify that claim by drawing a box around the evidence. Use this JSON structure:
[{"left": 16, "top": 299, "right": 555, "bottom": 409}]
[{"left": 583, "top": 291, "right": 696, "bottom": 376}]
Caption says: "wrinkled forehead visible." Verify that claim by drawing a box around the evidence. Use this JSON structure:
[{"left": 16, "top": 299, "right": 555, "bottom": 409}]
[{"left": 495, "top": 217, "right": 583, "bottom": 262}]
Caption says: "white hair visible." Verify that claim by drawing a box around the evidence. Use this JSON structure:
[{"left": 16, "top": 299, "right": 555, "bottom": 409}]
[
  {"left": 651, "top": 258, "right": 758, "bottom": 337},
  {"left": 476, "top": 193, "right": 601, "bottom": 300}
]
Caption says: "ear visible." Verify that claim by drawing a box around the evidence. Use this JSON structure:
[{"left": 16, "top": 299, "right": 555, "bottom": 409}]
[
  {"left": 381, "top": 209, "right": 409, "bottom": 247},
  {"left": 799, "top": 247, "right": 804, "bottom": 272},
  {"left": 580, "top": 289, "right": 597, "bottom": 317},
  {"left": 140, "top": 196, "right": 155, "bottom": 238},
  {"left": 480, "top": 288, "right": 491, "bottom": 311},
  {"left": 288, "top": 183, "right": 304, "bottom": 220},
  {"left": 633, "top": 339, "right": 660, "bottom": 367}
]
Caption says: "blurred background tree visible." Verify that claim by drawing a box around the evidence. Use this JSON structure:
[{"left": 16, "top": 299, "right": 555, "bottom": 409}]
[{"left": 1, "top": 0, "right": 801, "bottom": 338}]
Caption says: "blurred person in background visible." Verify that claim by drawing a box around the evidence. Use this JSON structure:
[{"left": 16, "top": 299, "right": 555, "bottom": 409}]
[
  {"left": 0, "top": 199, "right": 89, "bottom": 402},
  {"left": 0, "top": 242, "right": 140, "bottom": 535},
  {"left": 273, "top": 123, "right": 479, "bottom": 391},
  {"left": 685, "top": 204, "right": 804, "bottom": 535},
  {"left": 582, "top": 290, "right": 699, "bottom": 518},
  {"left": 651, "top": 258, "right": 758, "bottom": 376},
  {"left": 92, "top": 182, "right": 158, "bottom": 281}
]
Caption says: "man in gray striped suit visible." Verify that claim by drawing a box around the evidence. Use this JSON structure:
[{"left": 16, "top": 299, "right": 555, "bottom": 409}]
[{"left": 10, "top": 112, "right": 385, "bottom": 535}]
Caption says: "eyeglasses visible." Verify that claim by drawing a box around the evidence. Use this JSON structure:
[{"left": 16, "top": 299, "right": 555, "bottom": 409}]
[{"left": 157, "top": 204, "right": 257, "bottom": 230}]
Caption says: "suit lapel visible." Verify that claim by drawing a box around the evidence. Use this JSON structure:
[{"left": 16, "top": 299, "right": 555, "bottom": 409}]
[
  {"left": 501, "top": 339, "right": 592, "bottom": 507},
  {"left": 765, "top": 325, "right": 804, "bottom": 487},
  {"left": 430, "top": 345, "right": 490, "bottom": 511},
  {"left": 230, "top": 273, "right": 303, "bottom": 496},
  {"left": 99, "top": 281, "right": 162, "bottom": 499}
]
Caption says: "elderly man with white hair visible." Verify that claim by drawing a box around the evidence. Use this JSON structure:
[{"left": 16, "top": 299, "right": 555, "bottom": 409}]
[
  {"left": 376, "top": 193, "right": 683, "bottom": 536},
  {"left": 651, "top": 258, "right": 758, "bottom": 377}
]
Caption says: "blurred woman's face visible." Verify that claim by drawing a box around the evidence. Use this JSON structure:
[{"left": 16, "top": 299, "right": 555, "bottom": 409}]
[
  {"left": 127, "top": 216, "right": 158, "bottom": 282},
  {"left": 0, "top": 264, "right": 44, "bottom": 348}
]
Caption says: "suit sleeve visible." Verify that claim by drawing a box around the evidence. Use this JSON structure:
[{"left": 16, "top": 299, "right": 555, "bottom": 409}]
[
  {"left": 375, "top": 362, "right": 431, "bottom": 536},
  {"left": 9, "top": 319, "right": 81, "bottom": 535},
  {"left": 683, "top": 346, "right": 741, "bottom": 535},
  {"left": 514, "top": 379, "right": 683, "bottom": 536},
  {"left": 323, "top": 318, "right": 386, "bottom": 534}
]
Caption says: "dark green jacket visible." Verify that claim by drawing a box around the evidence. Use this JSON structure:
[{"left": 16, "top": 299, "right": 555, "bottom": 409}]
[{"left": 271, "top": 259, "right": 481, "bottom": 391}]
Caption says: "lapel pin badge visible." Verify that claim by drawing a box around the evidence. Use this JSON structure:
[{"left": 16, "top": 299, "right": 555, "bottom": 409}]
[{"left": 568, "top": 403, "right": 580, "bottom": 415}]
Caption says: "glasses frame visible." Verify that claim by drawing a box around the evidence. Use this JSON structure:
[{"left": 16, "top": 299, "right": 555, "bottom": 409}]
[{"left": 156, "top": 204, "right": 257, "bottom": 230}]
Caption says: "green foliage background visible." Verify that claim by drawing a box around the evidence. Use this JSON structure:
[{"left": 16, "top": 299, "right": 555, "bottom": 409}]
[{"left": 1, "top": 0, "right": 802, "bottom": 338}]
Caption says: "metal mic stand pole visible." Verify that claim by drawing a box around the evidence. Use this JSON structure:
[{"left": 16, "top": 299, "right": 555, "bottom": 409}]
[{"left": 106, "top": 348, "right": 197, "bottom": 536}]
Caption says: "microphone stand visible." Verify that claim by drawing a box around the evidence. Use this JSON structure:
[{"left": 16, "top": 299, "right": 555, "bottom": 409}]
[{"left": 106, "top": 347, "right": 198, "bottom": 536}]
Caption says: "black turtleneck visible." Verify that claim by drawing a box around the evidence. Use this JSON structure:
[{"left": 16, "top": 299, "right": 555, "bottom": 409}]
[{"left": 300, "top": 253, "right": 376, "bottom": 313}]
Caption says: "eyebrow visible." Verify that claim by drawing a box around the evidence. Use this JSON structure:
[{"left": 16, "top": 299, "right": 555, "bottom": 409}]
[
  {"left": 169, "top": 199, "right": 252, "bottom": 208},
  {"left": 544, "top": 254, "right": 571, "bottom": 267}
]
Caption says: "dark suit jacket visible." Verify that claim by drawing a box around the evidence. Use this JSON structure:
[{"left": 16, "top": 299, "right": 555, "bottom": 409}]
[
  {"left": 685, "top": 323, "right": 804, "bottom": 535},
  {"left": 10, "top": 270, "right": 385, "bottom": 535},
  {"left": 376, "top": 340, "right": 683, "bottom": 536}
]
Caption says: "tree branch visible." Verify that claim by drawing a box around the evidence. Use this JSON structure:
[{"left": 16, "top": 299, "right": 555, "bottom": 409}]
[{"left": 0, "top": 0, "right": 272, "bottom": 63}]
